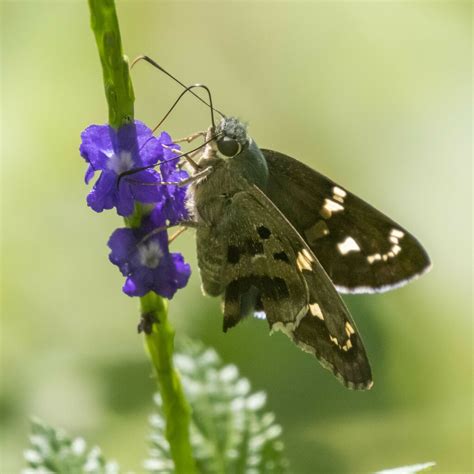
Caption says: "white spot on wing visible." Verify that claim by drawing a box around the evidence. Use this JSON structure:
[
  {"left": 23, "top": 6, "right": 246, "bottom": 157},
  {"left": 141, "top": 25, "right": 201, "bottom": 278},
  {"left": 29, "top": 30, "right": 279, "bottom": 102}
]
[
  {"left": 296, "top": 251, "right": 312, "bottom": 272},
  {"left": 342, "top": 339, "right": 352, "bottom": 351},
  {"left": 329, "top": 331, "right": 353, "bottom": 351},
  {"left": 367, "top": 228, "right": 406, "bottom": 264},
  {"left": 333, "top": 186, "right": 347, "bottom": 198},
  {"left": 309, "top": 303, "right": 324, "bottom": 320},
  {"left": 324, "top": 199, "right": 344, "bottom": 213},
  {"left": 332, "top": 186, "right": 347, "bottom": 203},
  {"left": 367, "top": 253, "right": 382, "bottom": 264},
  {"left": 337, "top": 236, "right": 361, "bottom": 255},
  {"left": 390, "top": 228, "right": 405, "bottom": 239}
]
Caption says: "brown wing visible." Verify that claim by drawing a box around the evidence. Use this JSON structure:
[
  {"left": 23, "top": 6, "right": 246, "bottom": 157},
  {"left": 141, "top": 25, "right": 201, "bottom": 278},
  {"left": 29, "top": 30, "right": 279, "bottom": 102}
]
[
  {"left": 197, "top": 184, "right": 372, "bottom": 389},
  {"left": 262, "top": 149, "right": 431, "bottom": 294}
]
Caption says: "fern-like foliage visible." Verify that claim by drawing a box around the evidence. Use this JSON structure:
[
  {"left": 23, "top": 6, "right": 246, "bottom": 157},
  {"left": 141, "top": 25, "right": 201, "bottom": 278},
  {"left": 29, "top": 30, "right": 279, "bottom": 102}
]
[
  {"left": 23, "top": 345, "right": 434, "bottom": 474},
  {"left": 23, "top": 418, "right": 119, "bottom": 474},
  {"left": 145, "top": 341, "right": 289, "bottom": 474}
]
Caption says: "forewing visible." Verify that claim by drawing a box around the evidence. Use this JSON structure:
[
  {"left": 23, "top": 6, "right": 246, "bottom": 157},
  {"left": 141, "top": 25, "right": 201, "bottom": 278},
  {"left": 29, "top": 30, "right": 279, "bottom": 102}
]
[
  {"left": 262, "top": 149, "right": 431, "bottom": 294},
  {"left": 215, "top": 185, "right": 372, "bottom": 389}
]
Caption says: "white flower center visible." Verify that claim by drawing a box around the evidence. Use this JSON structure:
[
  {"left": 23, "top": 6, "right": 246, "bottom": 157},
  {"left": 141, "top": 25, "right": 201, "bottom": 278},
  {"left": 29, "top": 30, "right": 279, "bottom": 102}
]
[
  {"left": 138, "top": 241, "right": 163, "bottom": 269},
  {"left": 107, "top": 150, "right": 134, "bottom": 174}
]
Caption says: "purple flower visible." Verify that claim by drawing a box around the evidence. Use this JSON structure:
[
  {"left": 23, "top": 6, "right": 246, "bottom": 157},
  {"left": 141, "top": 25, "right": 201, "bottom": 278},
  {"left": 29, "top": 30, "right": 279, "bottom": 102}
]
[
  {"left": 155, "top": 132, "right": 190, "bottom": 224},
  {"left": 157, "top": 169, "right": 190, "bottom": 225},
  {"left": 80, "top": 121, "right": 179, "bottom": 216},
  {"left": 81, "top": 120, "right": 192, "bottom": 297},
  {"left": 108, "top": 208, "right": 191, "bottom": 298}
]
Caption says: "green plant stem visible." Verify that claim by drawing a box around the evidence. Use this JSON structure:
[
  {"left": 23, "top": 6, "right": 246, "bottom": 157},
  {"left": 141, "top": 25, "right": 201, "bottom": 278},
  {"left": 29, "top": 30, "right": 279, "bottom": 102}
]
[
  {"left": 88, "top": 0, "right": 134, "bottom": 128},
  {"left": 87, "top": 1, "right": 196, "bottom": 472},
  {"left": 141, "top": 293, "right": 195, "bottom": 473}
]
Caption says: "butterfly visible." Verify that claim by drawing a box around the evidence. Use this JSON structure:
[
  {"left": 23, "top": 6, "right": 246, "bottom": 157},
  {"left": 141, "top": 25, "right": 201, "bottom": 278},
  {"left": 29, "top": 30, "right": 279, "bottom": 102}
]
[
  {"left": 183, "top": 116, "right": 431, "bottom": 390},
  {"left": 131, "top": 57, "right": 432, "bottom": 390}
]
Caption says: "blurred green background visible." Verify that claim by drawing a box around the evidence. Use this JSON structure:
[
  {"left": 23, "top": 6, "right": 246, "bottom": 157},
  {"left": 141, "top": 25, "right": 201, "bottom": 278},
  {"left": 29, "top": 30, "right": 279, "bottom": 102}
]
[{"left": 1, "top": 1, "right": 471, "bottom": 473}]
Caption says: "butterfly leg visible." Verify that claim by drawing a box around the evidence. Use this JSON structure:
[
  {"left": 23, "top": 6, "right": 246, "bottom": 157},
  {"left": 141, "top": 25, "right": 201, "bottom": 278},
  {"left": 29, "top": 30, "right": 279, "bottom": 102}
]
[
  {"left": 161, "top": 144, "right": 182, "bottom": 155},
  {"left": 172, "top": 132, "right": 209, "bottom": 171},
  {"left": 178, "top": 148, "right": 204, "bottom": 171},
  {"left": 145, "top": 225, "right": 191, "bottom": 247},
  {"left": 138, "top": 220, "right": 199, "bottom": 246},
  {"left": 162, "top": 140, "right": 205, "bottom": 163},
  {"left": 174, "top": 166, "right": 213, "bottom": 187},
  {"left": 124, "top": 166, "right": 213, "bottom": 187},
  {"left": 168, "top": 226, "right": 188, "bottom": 244},
  {"left": 174, "top": 130, "right": 207, "bottom": 144}
]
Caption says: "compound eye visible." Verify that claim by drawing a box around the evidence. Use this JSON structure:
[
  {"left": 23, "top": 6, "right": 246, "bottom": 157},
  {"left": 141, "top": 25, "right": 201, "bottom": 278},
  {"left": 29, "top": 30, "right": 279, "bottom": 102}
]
[{"left": 217, "top": 136, "right": 242, "bottom": 157}]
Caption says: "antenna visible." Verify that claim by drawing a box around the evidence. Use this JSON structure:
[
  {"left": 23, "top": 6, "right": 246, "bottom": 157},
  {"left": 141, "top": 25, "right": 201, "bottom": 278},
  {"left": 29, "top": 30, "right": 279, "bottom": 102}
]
[
  {"left": 132, "top": 55, "right": 226, "bottom": 120},
  {"left": 154, "top": 83, "right": 219, "bottom": 132}
]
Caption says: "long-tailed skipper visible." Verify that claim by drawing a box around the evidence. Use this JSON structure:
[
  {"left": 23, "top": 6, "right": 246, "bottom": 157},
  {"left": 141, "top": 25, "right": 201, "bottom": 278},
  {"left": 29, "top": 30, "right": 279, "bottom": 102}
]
[{"left": 131, "top": 57, "right": 432, "bottom": 390}]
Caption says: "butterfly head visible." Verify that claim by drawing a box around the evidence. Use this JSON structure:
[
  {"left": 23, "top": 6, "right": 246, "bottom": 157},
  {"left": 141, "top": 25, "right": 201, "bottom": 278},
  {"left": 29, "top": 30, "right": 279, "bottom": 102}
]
[{"left": 214, "top": 117, "right": 249, "bottom": 158}]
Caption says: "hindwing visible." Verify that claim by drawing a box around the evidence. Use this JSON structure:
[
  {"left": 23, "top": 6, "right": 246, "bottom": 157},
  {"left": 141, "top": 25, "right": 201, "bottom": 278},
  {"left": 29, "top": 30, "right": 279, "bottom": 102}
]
[{"left": 197, "top": 184, "right": 372, "bottom": 389}]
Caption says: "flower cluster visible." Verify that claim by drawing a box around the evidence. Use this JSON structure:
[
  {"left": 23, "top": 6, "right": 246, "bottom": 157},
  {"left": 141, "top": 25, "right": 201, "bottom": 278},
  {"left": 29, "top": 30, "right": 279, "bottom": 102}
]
[{"left": 80, "top": 121, "right": 191, "bottom": 298}]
